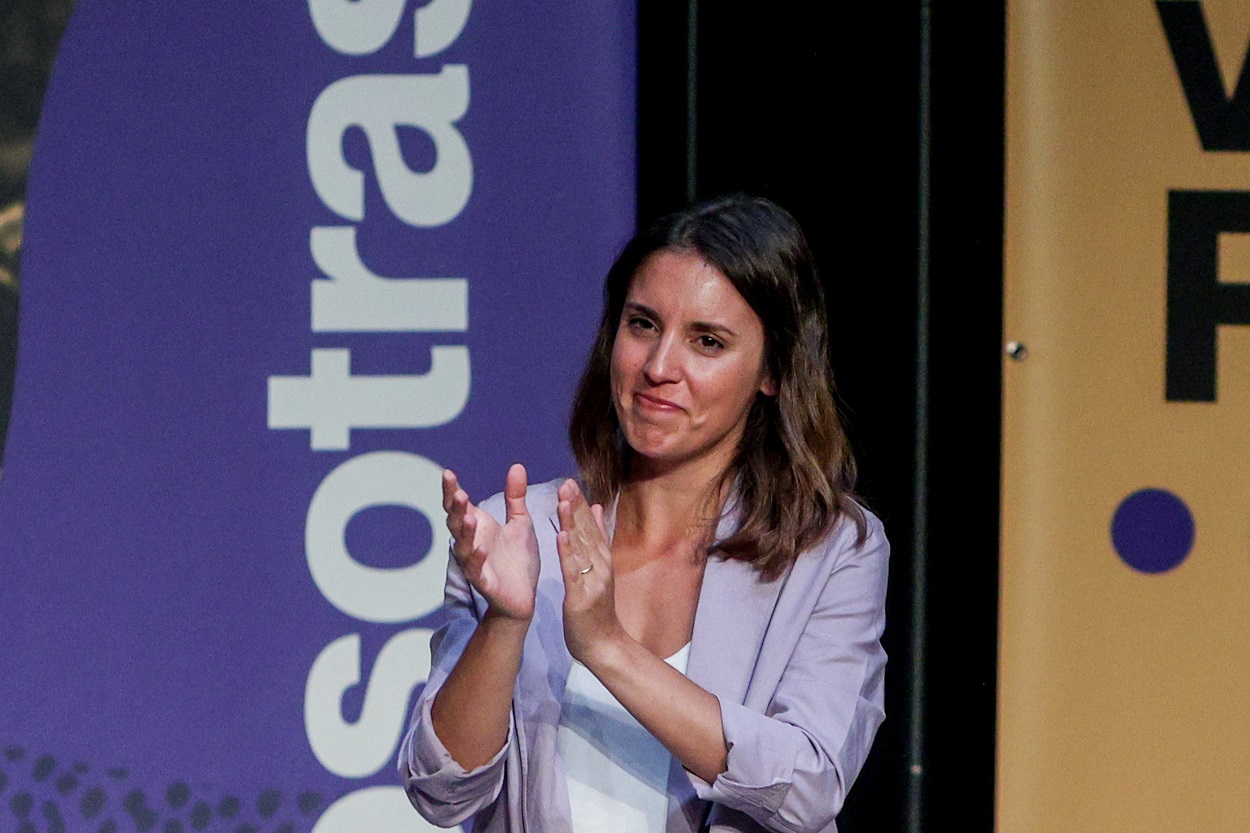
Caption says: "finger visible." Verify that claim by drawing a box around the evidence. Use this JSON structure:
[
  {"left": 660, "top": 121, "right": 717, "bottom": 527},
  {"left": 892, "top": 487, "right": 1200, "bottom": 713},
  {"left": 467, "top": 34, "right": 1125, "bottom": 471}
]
[
  {"left": 590, "top": 503, "right": 607, "bottom": 536},
  {"left": 504, "top": 463, "right": 530, "bottom": 523},
  {"left": 452, "top": 502, "right": 478, "bottom": 561},
  {"left": 569, "top": 494, "right": 596, "bottom": 527},
  {"left": 560, "top": 477, "right": 597, "bottom": 522},
  {"left": 442, "top": 469, "right": 461, "bottom": 513},
  {"left": 559, "top": 481, "right": 596, "bottom": 531},
  {"left": 567, "top": 495, "right": 605, "bottom": 551},
  {"left": 556, "top": 529, "right": 579, "bottom": 584},
  {"left": 444, "top": 488, "right": 466, "bottom": 538},
  {"left": 555, "top": 503, "right": 592, "bottom": 576},
  {"left": 557, "top": 495, "right": 575, "bottom": 534},
  {"left": 556, "top": 529, "right": 598, "bottom": 589},
  {"left": 555, "top": 486, "right": 609, "bottom": 569},
  {"left": 443, "top": 473, "right": 478, "bottom": 555},
  {"left": 557, "top": 478, "right": 581, "bottom": 504},
  {"left": 445, "top": 486, "right": 470, "bottom": 528}
]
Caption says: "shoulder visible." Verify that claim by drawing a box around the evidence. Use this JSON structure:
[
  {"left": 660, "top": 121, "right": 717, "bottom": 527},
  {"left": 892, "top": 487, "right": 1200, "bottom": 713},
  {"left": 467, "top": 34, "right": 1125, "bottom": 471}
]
[
  {"left": 801, "top": 503, "right": 889, "bottom": 577},
  {"left": 758, "top": 504, "right": 887, "bottom": 658}
]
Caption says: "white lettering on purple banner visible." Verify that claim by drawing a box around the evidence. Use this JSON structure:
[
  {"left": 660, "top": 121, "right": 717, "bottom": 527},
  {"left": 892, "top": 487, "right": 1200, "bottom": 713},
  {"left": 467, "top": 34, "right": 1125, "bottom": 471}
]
[{"left": 269, "top": 2, "right": 475, "bottom": 827}]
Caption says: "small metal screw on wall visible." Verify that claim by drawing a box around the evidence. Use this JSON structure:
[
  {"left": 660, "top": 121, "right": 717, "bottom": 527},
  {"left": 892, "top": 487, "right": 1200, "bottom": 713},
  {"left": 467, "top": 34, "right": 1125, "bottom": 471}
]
[{"left": 1005, "top": 341, "right": 1028, "bottom": 361}]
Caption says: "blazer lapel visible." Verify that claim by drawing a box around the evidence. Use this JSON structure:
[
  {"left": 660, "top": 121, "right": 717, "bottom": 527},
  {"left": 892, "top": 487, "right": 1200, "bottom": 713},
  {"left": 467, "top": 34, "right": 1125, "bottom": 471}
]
[
  {"left": 686, "top": 553, "right": 787, "bottom": 705},
  {"left": 665, "top": 505, "right": 788, "bottom": 833}
]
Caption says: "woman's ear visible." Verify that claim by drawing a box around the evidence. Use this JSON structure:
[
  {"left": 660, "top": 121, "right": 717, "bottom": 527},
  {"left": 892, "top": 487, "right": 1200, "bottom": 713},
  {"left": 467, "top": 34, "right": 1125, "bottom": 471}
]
[{"left": 759, "top": 376, "right": 778, "bottom": 397}]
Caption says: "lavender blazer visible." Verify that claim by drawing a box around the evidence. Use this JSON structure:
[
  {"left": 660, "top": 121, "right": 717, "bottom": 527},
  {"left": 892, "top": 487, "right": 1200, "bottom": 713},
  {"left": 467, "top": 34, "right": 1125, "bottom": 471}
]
[{"left": 398, "top": 479, "right": 888, "bottom": 833}]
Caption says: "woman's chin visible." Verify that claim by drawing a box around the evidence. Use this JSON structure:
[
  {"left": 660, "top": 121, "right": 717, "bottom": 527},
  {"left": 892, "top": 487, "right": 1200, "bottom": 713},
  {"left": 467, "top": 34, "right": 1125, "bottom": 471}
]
[
  {"left": 626, "top": 442, "right": 676, "bottom": 466},
  {"left": 627, "top": 440, "right": 737, "bottom": 480}
]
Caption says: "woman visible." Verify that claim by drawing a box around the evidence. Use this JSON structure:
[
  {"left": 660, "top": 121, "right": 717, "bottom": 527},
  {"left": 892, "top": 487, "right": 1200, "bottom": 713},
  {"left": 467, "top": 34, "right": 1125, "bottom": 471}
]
[{"left": 398, "top": 195, "right": 888, "bottom": 833}]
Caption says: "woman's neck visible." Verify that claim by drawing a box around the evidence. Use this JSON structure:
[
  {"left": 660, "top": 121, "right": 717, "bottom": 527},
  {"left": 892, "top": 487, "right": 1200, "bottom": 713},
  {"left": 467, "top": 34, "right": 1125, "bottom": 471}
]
[{"left": 613, "top": 459, "right": 731, "bottom": 561}]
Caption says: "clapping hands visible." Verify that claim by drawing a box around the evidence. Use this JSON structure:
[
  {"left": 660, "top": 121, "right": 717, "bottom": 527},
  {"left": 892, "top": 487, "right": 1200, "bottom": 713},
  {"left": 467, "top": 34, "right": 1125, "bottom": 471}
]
[{"left": 441, "top": 468, "right": 624, "bottom": 662}]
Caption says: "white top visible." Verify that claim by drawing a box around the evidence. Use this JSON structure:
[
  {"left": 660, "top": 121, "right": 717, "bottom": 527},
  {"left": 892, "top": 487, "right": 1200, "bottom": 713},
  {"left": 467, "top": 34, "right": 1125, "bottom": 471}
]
[{"left": 558, "top": 643, "right": 692, "bottom": 833}]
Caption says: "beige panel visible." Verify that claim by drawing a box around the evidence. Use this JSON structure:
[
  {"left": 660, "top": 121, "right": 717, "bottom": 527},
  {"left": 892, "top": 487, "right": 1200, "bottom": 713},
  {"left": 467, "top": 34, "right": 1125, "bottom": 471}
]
[{"left": 1001, "top": 1, "right": 1250, "bottom": 831}]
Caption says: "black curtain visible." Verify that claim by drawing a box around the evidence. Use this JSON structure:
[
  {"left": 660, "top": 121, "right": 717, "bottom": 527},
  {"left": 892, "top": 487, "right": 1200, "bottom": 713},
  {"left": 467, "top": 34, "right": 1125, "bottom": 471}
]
[{"left": 637, "top": 3, "right": 1005, "bottom": 830}]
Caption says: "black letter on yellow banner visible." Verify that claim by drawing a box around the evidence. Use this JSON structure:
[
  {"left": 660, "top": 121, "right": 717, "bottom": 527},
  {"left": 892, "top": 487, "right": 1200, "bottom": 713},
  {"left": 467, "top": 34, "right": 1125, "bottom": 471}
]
[
  {"left": 1166, "top": 190, "right": 1250, "bottom": 402},
  {"left": 1158, "top": 0, "right": 1250, "bottom": 151}
]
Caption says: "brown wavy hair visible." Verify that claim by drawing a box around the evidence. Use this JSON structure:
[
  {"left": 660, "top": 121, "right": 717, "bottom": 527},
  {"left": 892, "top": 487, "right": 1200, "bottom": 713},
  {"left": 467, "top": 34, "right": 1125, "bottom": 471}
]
[{"left": 569, "top": 194, "right": 865, "bottom": 580}]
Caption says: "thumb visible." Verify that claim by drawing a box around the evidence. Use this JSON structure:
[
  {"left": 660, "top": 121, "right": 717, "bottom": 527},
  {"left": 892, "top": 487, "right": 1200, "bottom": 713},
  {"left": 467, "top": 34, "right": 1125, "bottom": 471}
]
[{"left": 504, "top": 463, "right": 530, "bottom": 522}]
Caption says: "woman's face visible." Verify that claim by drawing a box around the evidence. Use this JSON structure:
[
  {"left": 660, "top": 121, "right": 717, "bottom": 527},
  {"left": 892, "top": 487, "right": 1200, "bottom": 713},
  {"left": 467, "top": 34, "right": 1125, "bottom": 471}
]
[{"left": 610, "top": 249, "right": 775, "bottom": 477}]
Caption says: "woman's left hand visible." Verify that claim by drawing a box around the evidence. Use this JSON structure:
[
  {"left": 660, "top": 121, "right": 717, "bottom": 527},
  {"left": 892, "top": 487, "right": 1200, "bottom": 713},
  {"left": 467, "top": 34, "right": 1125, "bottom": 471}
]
[{"left": 555, "top": 479, "right": 624, "bottom": 664}]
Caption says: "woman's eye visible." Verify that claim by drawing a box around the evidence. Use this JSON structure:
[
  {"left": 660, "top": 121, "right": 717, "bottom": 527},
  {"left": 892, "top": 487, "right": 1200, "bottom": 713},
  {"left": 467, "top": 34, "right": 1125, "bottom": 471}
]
[
  {"left": 627, "top": 316, "right": 656, "bottom": 332},
  {"left": 696, "top": 334, "right": 724, "bottom": 351}
]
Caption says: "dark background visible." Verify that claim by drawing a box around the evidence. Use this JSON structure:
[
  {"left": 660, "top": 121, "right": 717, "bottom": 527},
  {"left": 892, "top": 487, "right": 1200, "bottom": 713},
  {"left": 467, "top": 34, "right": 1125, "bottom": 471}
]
[
  {"left": 637, "top": 3, "right": 1005, "bottom": 831},
  {"left": 0, "top": 0, "right": 75, "bottom": 470}
]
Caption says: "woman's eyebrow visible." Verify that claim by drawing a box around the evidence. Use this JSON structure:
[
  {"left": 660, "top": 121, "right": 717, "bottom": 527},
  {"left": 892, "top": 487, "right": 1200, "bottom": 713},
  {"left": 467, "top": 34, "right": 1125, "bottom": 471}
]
[
  {"left": 622, "top": 301, "right": 660, "bottom": 320},
  {"left": 624, "top": 301, "right": 738, "bottom": 338},
  {"left": 690, "top": 321, "right": 736, "bottom": 338}
]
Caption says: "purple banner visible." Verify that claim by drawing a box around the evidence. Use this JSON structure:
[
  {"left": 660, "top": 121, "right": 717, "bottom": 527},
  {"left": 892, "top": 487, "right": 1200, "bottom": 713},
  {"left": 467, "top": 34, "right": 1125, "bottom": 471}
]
[{"left": 0, "top": 2, "right": 634, "bottom": 831}]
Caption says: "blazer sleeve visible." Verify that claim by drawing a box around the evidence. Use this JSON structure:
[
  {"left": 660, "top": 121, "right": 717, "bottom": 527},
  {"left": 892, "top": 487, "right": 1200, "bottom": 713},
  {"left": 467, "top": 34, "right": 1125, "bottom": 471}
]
[
  {"left": 396, "top": 524, "right": 513, "bottom": 827},
  {"left": 688, "top": 513, "right": 890, "bottom": 833}
]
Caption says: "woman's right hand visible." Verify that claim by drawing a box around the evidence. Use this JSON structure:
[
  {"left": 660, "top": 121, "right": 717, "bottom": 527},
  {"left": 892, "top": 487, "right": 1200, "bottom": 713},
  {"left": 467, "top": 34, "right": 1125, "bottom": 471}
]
[{"left": 442, "top": 463, "right": 540, "bottom": 621}]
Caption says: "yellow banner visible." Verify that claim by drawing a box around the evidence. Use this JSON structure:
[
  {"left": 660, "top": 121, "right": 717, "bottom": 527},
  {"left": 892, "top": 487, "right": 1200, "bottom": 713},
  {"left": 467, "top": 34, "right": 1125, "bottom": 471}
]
[{"left": 1001, "top": 1, "right": 1250, "bottom": 830}]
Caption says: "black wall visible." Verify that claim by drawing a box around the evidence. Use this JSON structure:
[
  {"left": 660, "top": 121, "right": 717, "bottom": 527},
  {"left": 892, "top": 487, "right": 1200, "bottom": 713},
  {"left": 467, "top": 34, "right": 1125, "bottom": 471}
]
[{"left": 637, "top": 3, "right": 1005, "bottom": 830}]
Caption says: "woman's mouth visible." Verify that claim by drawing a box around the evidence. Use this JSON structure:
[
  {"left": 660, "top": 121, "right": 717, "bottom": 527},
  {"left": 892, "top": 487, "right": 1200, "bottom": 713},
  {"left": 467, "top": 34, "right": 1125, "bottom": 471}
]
[{"left": 635, "top": 392, "right": 683, "bottom": 412}]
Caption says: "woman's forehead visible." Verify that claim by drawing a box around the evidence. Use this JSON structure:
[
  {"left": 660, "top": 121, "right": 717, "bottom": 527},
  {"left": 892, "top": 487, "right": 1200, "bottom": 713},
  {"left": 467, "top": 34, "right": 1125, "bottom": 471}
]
[{"left": 627, "top": 250, "right": 743, "bottom": 307}]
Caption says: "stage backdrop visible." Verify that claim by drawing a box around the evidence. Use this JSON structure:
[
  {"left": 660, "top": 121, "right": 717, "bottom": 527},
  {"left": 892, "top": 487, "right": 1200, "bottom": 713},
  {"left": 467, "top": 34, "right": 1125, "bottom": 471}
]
[
  {"left": 1001, "top": 0, "right": 1250, "bottom": 829},
  {"left": 0, "top": 2, "right": 635, "bottom": 832}
]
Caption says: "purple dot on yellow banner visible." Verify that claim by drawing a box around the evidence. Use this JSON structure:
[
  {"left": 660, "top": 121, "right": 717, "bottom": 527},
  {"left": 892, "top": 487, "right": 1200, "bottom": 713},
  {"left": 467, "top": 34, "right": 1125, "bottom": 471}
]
[{"left": 1111, "top": 488, "right": 1194, "bottom": 573}]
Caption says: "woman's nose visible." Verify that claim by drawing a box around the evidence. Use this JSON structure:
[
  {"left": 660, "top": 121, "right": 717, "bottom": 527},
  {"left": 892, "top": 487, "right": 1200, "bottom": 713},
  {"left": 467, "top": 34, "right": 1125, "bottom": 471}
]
[{"left": 642, "top": 335, "right": 681, "bottom": 383}]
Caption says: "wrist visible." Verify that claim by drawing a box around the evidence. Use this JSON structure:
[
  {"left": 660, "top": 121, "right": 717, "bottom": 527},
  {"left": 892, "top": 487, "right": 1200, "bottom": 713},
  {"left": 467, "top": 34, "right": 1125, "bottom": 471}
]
[
  {"left": 481, "top": 606, "right": 533, "bottom": 635},
  {"left": 576, "top": 625, "right": 634, "bottom": 675}
]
